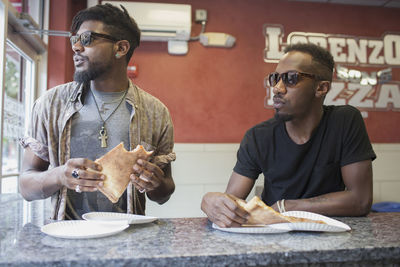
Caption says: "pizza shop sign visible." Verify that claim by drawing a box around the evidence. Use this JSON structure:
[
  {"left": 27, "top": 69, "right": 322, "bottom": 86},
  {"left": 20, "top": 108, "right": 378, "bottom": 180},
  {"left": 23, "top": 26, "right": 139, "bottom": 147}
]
[{"left": 263, "top": 24, "right": 400, "bottom": 113}]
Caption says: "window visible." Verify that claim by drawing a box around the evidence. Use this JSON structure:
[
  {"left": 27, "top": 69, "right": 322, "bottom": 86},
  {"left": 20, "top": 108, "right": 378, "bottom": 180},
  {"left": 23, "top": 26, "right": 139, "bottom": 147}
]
[
  {"left": 1, "top": 42, "right": 34, "bottom": 193},
  {"left": 0, "top": 0, "right": 46, "bottom": 193}
]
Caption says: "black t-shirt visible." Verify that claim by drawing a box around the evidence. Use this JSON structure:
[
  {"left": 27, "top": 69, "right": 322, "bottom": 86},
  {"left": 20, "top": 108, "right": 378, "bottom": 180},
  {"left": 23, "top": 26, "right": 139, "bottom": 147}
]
[{"left": 233, "top": 105, "right": 376, "bottom": 206}]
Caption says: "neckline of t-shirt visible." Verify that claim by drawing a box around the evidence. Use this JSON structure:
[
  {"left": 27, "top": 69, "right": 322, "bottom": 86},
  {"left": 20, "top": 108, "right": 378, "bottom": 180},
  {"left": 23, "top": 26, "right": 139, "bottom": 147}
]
[
  {"left": 281, "top": 109, "right": 328, "bottom": 147},
  {"left": 90, "top": 88, "right": 128, "bottom": 105}
]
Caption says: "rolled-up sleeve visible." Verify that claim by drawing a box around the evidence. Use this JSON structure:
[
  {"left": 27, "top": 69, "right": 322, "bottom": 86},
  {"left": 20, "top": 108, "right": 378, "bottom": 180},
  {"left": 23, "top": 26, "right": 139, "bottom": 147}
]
[
  {"left": 19, "top": 99, "right": 50, "bottom": 162},
  {"left": 153, "top": 107, "right": 176, "bottom": 169}
]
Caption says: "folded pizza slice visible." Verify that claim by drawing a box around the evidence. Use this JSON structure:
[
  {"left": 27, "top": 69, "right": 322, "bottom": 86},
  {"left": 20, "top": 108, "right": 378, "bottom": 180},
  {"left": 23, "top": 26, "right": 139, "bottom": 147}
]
[
  {"left": 96, "top": 143, "right": 153, "bottom": 203},
  {"left": 236, "top": 196, "right": 291, "bottom": 225},
  {"left": 236, "top": 196, "right": 325, "bottom": 226}
]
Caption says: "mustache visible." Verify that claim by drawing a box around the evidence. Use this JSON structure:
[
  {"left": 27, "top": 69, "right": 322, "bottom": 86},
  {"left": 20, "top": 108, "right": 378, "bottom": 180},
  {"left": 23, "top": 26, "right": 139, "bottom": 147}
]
[
  {"left": 73, "top": 54, "right": 88, "bottom": 61},
  {"left": 273, "top": 95, "right": 284, "bottom": 103}
]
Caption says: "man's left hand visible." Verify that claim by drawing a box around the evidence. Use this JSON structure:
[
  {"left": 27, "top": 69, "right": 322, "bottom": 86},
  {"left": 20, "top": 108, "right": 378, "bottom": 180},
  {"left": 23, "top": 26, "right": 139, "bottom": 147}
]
[{"left": 130, "top": 159, "right": 164, "bottom": 193}]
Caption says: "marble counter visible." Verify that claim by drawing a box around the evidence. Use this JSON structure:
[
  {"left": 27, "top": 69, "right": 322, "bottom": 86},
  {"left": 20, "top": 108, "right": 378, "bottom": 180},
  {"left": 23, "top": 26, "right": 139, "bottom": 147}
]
[{"left": 1, "top": 193, "right": 399, "bottom": 266}]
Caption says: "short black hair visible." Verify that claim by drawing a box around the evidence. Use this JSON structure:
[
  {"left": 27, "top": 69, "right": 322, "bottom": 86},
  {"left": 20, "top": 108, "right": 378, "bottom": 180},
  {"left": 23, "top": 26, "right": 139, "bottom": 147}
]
[
  {"left": 284, "top": 43, "right": 334, "bottom": 81},
  {"left": 71, "top": 3, "right": 140, "bottom": 63}
]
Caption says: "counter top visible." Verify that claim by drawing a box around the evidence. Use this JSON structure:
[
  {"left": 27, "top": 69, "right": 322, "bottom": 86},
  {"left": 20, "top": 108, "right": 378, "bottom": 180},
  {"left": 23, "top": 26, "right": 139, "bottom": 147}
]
[{"left": 1, "top": 193, "right": 399, "bottom": 266}]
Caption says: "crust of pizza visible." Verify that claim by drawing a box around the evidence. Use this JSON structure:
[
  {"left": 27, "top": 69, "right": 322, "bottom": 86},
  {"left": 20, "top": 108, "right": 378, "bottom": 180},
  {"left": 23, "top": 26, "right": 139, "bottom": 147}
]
[
  {"left": 96, "top": 143, "right": 153, "bottom": 203},
  {"left": 236, "top": 196, "right": 325, "bottom": 226}
]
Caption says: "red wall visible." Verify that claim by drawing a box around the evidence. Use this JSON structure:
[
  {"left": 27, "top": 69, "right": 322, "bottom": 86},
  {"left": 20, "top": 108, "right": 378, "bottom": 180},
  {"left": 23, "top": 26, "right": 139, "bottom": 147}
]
[
  {"left": 48, "top": 0, "right": 400, "bottom": 143},
  {"left": 47, "top": 0, "right": 86, "bottom": 89}
]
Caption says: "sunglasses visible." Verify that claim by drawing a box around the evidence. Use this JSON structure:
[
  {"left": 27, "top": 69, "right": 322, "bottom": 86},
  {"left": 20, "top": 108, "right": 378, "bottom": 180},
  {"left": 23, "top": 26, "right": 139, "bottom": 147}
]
[
  {"left": 267, "top": 71, "right": 317, "bottom": 87},
  {"left": 70, "top": 31, "right": 119, "bottom": 47}
]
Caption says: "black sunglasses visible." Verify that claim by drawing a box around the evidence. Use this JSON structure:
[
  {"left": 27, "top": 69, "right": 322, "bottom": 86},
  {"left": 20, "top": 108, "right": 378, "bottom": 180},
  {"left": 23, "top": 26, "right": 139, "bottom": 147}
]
[
  {"left": 70, "top": 31, "right": 119, "bottom": 47},
  {"left": 267, "top": 71, "right": 317, "bottom": 87}
]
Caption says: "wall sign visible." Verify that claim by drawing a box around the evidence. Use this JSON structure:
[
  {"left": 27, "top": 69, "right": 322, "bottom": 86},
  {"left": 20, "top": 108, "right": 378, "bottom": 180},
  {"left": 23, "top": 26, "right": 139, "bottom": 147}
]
[{"left": 263, "top": 24, "right": 400, "bottom": 113}]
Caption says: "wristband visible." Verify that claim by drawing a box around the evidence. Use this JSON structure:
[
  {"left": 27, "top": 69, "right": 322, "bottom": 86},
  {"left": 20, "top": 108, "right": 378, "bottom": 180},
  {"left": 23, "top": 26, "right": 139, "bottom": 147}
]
[
  {"left": 277, "top": 199, "right": 283, "bottom": 213},
  {"left": 281, "top": 199, "right": 286, "bottom": 213}
]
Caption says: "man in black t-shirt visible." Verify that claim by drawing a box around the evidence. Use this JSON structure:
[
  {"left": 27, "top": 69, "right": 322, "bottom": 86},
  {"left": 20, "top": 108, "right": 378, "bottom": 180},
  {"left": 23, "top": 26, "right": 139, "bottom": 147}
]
[{"left": 201, "top": 43, "right": 376, "bottom": 228}]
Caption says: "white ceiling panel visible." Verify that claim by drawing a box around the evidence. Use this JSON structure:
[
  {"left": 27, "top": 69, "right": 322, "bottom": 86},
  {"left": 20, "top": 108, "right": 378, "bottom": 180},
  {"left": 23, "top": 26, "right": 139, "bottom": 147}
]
[
  {"left": 385, "top": 0, "right": 400, "bottom": 7},
  {"left": 288, "top": 0, "right": 400, "bottom": 8},
  {"left": 330, "top": 0, "right": 383, "bottom": 6}
]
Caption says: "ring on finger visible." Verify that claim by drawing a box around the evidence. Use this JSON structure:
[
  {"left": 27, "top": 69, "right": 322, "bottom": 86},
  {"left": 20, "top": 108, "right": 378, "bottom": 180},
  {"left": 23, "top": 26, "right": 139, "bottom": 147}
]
[
  {"left": 138, "top": 188, "right": 146, "bottom": 193},
  {"left": 75, "top": 184, "right": 82, "bottom": 193},
  {"left": 139, "top": 173, "right": 150, "bottom": 182},
  {"left": 72, "top": 169, "right": 80, "bottom": 179}
]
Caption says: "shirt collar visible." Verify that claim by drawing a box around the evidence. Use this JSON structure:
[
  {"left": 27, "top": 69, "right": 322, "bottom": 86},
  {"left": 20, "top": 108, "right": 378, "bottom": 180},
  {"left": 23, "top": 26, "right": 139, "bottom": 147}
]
[
  {"left": 69, "top": 80, "right": 138, "bottom": 108},
  {"left": 68, "top": 82, "right": 86, "bottom": 103}
]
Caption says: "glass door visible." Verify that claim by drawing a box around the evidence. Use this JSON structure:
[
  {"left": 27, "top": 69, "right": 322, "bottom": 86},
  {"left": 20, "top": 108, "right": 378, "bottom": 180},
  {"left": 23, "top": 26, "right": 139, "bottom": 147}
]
[
  {"left": 0, "top": 0, "right": 44, "bottom": 194},
  {"left": 1, "top": 41, "right": 34, "bottom": 193}
]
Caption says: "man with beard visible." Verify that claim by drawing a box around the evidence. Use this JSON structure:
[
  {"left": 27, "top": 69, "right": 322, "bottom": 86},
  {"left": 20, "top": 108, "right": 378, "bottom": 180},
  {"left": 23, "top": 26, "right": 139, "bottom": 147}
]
[
  {"left": 19, "top": 4, "right": 176, "bottom": 220},
  {"left": 201, "top": 43, "right": 376, "bottom": 227}
]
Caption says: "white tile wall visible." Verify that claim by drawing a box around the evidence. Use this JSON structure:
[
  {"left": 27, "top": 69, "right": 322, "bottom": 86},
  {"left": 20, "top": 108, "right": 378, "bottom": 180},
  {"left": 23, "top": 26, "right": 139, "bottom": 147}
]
[
  {"left": 371, "top": 143, "right": 400, "bottom": 202},
  {"left": 146, "top": 143, "right": 400, "bottom": 218}
]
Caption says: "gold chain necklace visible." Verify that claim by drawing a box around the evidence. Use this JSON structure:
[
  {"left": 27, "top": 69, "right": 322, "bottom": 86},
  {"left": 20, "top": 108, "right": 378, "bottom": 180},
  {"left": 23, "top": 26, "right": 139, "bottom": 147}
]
[{"left": 90, "top": 88, "right": 128, "bottom": 148}]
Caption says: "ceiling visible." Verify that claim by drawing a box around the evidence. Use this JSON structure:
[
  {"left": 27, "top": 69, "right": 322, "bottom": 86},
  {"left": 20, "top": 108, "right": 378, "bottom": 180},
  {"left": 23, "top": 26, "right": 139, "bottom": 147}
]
[{"left": 287, "top": 0, "right": 400, "bottom": 8}]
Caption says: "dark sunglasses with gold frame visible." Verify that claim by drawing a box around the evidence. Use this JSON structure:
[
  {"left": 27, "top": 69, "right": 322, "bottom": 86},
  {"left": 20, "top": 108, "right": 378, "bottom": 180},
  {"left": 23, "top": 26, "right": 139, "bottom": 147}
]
[{"left": 70, "top": 31, "right": 120, "bottom": 47}]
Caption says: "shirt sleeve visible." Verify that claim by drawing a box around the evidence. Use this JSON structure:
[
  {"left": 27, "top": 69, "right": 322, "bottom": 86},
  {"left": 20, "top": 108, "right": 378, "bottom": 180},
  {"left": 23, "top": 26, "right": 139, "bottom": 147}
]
[
  {"left": 19, "top": 98, "right": 50, "bottom": 162},
  {"left": 233, "top": 129, "right": 262, "bottom": 179},
  {"left": 152, "top": 108, "right": 176, "bottom": 169},
  {"left": 340, "top": 106, "right": 376, "bottom": 166}
]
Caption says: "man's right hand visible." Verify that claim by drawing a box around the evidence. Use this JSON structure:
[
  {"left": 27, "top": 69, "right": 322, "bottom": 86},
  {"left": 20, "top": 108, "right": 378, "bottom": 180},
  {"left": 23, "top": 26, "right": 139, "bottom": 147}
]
[
  {"left": 19, "top": 147, "right": 106, "bottom": 201},
  {"left": 58, "top": 158, "right": 105, "bottom": 192},
  {"left": 201, "top": 192, "right": 249, "bottom": 228}
]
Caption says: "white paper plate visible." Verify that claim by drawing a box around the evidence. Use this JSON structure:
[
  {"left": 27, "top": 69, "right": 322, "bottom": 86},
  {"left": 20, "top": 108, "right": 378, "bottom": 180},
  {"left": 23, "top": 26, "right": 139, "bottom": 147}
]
[
  {"left": 41, "top": 220, "right": 129, "bottom": 239},
  {"left": 211, "top": 211, "right": 350, "bottom": 234},
  {"left": 82, "top": 212, "right": 157, "bottom": 224},
  {"left": 281, "top": 211, "right": 351, "bottom": 232},
  {"left": 212, "top": 223, "right": 291, "bottom": 234}
]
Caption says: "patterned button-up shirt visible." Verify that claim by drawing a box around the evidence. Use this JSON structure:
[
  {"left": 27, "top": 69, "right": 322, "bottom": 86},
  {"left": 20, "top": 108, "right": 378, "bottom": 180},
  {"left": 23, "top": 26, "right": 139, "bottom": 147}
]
[{"left": 20, "top": 80, "right": 175, "bottom": 220}]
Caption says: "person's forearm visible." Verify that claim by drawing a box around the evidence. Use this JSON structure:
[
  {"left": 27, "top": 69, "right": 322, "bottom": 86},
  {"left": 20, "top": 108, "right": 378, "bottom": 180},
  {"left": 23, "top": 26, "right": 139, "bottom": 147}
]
[
  {"left": 146, "top": 177, "right": 175, "bottom": 204},
  {"left": 281, "top": 190, "right": 372, "bottom": 216},
  {"left": 19, "top": 168, "right": 62, "bottom": 201}
]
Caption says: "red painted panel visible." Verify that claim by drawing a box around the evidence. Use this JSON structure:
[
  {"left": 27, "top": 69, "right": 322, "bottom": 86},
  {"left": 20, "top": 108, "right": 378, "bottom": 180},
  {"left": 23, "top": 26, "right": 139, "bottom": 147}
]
[
  {"left": 49, "top": 0, "right": 400, "bottom": 143},
  {"left": 129, "top": 0, "right": 400, "bottom": 143},
  {"left": 47, "top": 0, "right": 86, "bottom": 88}
]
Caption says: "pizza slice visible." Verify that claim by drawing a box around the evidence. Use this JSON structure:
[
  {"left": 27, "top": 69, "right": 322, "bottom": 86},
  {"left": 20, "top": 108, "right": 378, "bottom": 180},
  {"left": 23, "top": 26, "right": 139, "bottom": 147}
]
[
  {"left": 236, "top": 196, "right": 325, "bottom": 226},
  {"left": 96, "top": 143, "right": 153, "bottom": 203},
  {"left": 236, "top": 196, "right": 292, "bottom": 225}
]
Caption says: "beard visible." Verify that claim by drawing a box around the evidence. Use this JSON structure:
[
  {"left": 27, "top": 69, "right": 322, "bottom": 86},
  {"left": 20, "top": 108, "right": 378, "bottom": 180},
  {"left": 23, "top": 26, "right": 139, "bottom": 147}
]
[
  {"left": 74, "top": 58, "right": 111, "bottom": 83},
  {"left": 274, "top": 109, "right": 293, "bottom": 122}
]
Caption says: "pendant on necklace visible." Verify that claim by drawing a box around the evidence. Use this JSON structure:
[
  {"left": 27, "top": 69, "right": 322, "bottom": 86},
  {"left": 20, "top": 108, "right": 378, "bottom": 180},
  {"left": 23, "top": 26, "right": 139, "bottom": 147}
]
[{"left": 99, "top": 126, "right": 108, "bottom": 148}]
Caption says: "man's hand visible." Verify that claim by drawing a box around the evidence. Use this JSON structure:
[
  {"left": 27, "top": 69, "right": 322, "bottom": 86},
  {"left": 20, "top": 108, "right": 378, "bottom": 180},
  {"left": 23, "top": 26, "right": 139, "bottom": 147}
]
[
  {"left": 59, "top": 158, "right": 104, "bottom": 192},
  {"left": 130, "top": 159, "right": 165, "bottom": 193},
  {"left": 19, "top": 147, "right": 105, "bottom": 201},
  {"left": 201, "top": 192, "right": 249, "bottom": 228},
  {"left": 130, "top": 159, "right": 175, "bottom": 204}
]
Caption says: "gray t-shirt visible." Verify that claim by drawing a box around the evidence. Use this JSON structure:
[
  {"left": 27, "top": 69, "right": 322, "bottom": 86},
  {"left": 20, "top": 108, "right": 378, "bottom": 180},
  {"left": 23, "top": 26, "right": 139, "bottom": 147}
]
[{"left": 66, "top": 88, "right": 131, "bottom": 219}]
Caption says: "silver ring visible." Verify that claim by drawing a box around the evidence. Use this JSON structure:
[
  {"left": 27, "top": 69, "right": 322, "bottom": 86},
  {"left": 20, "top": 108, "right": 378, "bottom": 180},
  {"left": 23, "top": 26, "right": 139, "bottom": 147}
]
[
  {"left": 72, "top": 169, "right": 80, "bottom": 179},
  {"left": 139, "top": 189, "right": 146, "bottom": 193},
  {"left": 75, "top": 185, "right": 81, "bottom": 193}
]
